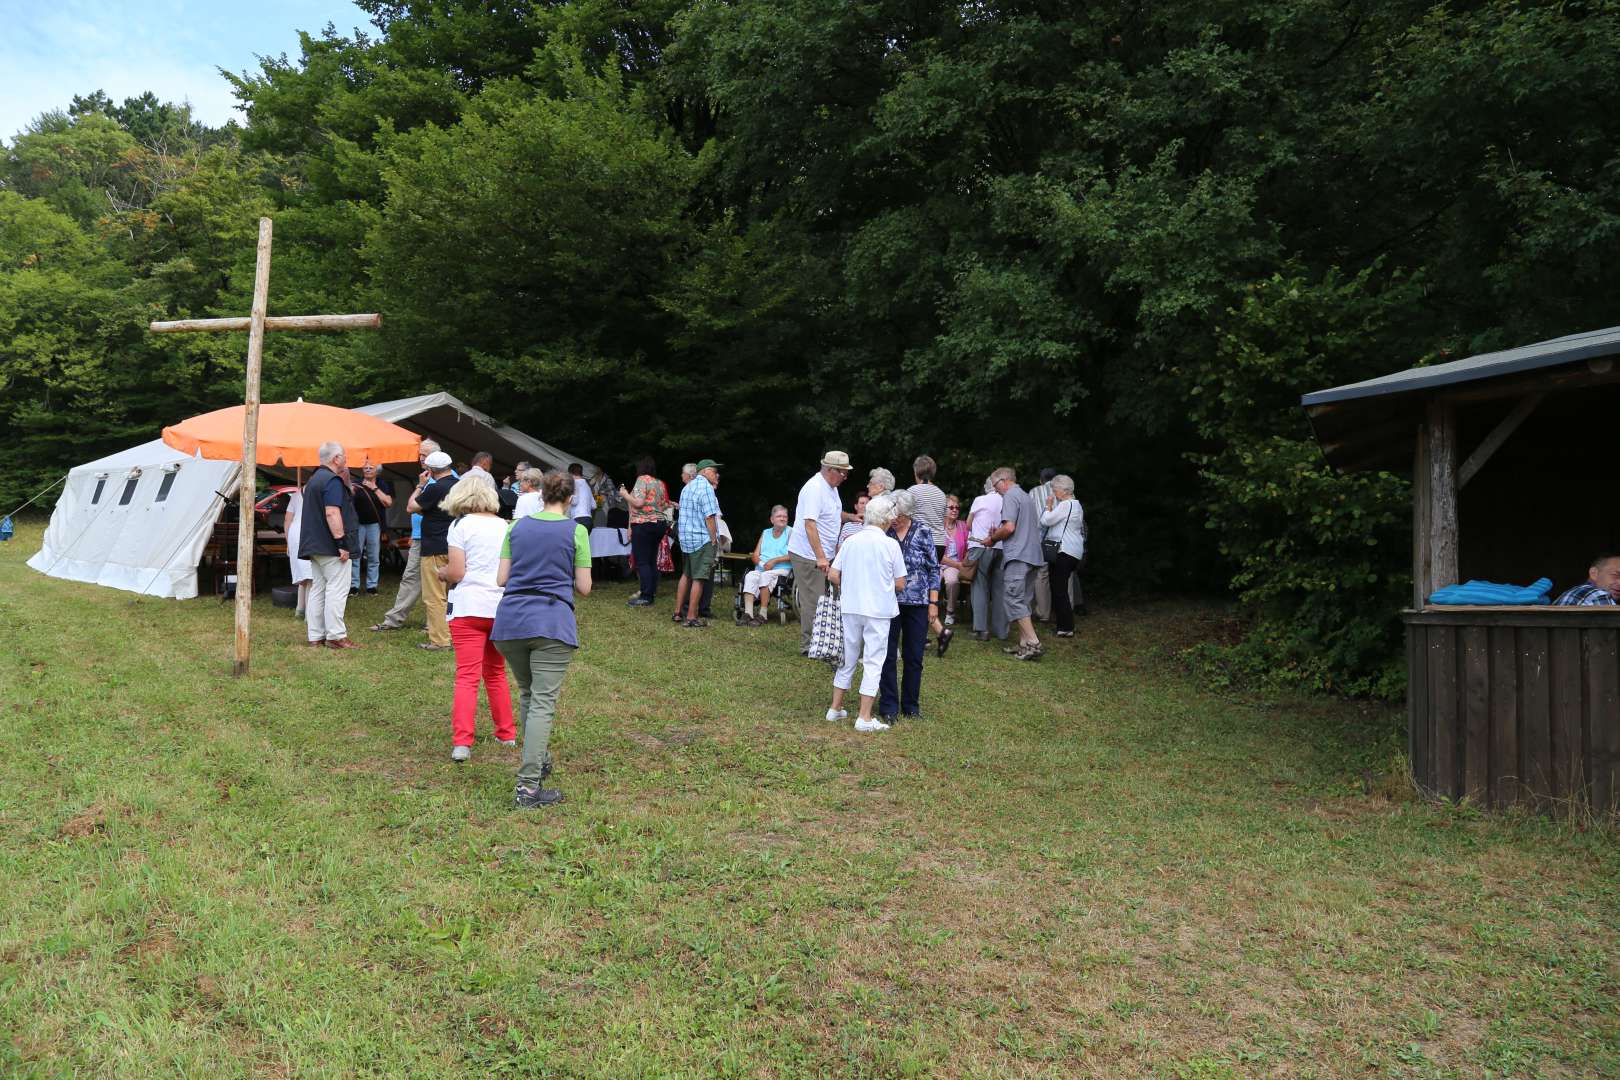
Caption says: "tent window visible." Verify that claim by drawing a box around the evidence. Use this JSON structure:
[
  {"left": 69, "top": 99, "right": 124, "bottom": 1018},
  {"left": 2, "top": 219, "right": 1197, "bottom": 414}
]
[
  {"left": 155, "top": 471, "right": 177, "bottom": 503},
  {"left": 91, "top": 478, "right": 106, "bottom": 505},
  {"left": 118, "top": 477, "right": 139, "bottom": 506}
]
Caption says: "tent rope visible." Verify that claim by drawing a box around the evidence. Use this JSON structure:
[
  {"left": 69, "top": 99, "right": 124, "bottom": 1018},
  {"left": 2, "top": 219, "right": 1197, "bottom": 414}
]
[{"left": 3, "top": 473, "right": 67, "bottom": 520}]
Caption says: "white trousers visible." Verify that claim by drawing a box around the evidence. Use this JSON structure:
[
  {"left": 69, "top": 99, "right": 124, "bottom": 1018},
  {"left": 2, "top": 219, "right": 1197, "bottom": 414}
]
[
  {"left": 835, "top": 613, "right": 891, "bottom": 698},
  {"left": 743, "top": 567, "right": 788, "bottom": 594},
  {"left": 306, "top": 554, "right": 351, "bottom": 642}
]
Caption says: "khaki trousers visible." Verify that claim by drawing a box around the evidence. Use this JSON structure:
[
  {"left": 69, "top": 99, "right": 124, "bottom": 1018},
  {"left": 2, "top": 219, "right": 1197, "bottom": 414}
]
[{"left": 420, "top": 553, "right": 451, "bottom": 646}]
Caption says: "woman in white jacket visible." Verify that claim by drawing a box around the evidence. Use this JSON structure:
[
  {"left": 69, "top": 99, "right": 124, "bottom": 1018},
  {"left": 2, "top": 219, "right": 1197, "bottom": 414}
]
[{"left": 1039, "top": 475, "right": 1086, "bottom": 638}]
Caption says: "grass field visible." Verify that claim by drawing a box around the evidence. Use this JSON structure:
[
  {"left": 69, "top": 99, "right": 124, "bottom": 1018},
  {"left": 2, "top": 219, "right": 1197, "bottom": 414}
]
[{"left": 1, "top": 517, "right": 1615, "bottom": 1078}]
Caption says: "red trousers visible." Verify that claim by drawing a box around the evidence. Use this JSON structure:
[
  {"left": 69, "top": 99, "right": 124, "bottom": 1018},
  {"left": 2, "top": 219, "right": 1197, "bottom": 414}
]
[{"left": 450, "top": 616, "right": 516, "bottom": 746}]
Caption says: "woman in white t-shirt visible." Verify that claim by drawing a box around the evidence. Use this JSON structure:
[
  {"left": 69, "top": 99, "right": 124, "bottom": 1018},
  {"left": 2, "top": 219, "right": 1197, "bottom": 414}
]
[
  {"left": 439, "top": 477, "right": 516, "bottom": 761},
  {"left": 826, "top": 494, "right": 908, "bottom": 733}
]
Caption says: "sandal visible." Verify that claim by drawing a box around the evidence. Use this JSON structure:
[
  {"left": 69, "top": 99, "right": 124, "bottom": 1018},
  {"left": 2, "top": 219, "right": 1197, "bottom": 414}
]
[
  {"left": 369, "top": 623, "right": 401, "bottom": 632},
  {"left": 683, "top": 619, "right": 708, "bottom": 629},
  {"left": 417, "top": 642, "right": 451, "bottom": 651}
]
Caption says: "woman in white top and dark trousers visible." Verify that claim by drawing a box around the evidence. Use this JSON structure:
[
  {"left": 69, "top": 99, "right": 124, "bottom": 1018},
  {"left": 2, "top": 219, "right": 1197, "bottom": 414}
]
[
  {"left": 1039, "top": 474, "right": 1086, "bottom": 637},
  {"left": 440, "top": 477, "right": 517, "bottom": 761}
]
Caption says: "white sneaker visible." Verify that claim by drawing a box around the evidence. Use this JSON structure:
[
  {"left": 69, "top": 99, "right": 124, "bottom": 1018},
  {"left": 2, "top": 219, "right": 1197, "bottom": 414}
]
[
  {"left": 825, "top": 708, "right": 848, "bottom": 723},
  {"left": 496, "top": 738, "right": 516, "bottom": 747},
  {"left": 854, "top": 717, "right": 891, "bottom": 733},
  {"left": 451, "top": 745, "right": 471, "bottom": 762}
]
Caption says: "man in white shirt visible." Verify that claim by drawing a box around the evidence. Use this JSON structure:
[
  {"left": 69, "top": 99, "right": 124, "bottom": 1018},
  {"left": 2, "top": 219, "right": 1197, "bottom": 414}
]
[
  {"left": 568, "top": 463, "right": 595, "bottom": 528},
  {"left": 787, "top": 451, "right": 853, "bottom": 655}
]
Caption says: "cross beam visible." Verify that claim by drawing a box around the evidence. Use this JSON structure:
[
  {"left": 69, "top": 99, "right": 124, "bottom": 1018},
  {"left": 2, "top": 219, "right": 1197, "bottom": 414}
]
[{"left": 148, "top": 216, "right": 381, "bottom": 677}]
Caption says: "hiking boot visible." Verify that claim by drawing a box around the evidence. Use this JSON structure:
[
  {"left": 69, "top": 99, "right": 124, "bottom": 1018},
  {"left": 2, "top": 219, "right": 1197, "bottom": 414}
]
[{"left": 514, "top": 782, "right": 564, "bottom": 809}]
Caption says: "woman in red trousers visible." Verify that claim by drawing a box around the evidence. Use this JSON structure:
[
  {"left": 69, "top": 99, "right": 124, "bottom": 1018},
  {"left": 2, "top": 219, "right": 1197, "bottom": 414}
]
[{"left": 439, "top": 477, "right": 517, "bottom": 761}]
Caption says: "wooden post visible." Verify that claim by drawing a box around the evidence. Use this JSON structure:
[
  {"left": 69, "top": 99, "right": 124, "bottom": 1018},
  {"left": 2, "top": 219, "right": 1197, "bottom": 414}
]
[
  {"left": 1427, "top": 398, "right": 1459, "bottom": 593},
  {"left": 233, "top": 217, "right": 274, "bottom": 678},
  {"left": 1413, "top": 424, "right": 1432, "bottom": 607}
]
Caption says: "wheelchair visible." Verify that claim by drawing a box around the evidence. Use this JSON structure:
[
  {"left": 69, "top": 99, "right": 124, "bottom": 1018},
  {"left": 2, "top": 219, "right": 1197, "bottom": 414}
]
[{"left": 732, "top": 565, "right": 796, "bottom": 625}]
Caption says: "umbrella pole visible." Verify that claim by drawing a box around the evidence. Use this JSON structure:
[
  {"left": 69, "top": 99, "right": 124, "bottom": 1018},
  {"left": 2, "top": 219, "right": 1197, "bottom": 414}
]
[{"left": 233, "top": 218, "right": 273, "bottom": 677}]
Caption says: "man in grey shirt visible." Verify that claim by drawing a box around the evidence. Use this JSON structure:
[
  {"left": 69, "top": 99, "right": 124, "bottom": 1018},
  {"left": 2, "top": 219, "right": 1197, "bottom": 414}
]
[{"left": 986, "top": 466, "right": 1044, "bottom": 660}]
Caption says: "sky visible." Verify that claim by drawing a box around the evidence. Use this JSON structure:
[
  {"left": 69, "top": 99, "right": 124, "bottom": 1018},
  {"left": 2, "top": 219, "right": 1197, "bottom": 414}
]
[{"left": 0, "top": 0, "right": 373, "bottom": 143}]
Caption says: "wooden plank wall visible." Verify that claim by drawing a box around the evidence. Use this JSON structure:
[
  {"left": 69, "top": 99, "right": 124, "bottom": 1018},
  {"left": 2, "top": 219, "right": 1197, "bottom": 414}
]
[{"left": 1410, "top": 621, "right": 1620, "bottom": 816}]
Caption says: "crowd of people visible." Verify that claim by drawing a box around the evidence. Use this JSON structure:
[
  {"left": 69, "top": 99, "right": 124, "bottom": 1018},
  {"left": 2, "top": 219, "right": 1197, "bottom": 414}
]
[{"left": 285, "top": 441, "right": 1086, "bottom": 807}]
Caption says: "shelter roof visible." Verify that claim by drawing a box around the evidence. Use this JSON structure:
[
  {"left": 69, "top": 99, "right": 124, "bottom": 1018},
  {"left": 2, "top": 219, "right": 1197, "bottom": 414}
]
[
  {"left": 353, "top": 392, "right": 598, "bottom": 477},
  {"left": 1302, "top": 325, "right": 1620, "bottom": 408},
  {"left": 1302, "top": 325, "right": 1620, "bottom": 471}
]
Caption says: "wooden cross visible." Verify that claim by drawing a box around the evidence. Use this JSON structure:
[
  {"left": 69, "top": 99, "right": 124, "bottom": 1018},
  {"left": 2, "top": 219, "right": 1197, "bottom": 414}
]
[{"left": 150, "top": 217, "right": 381, "bottom": 677}]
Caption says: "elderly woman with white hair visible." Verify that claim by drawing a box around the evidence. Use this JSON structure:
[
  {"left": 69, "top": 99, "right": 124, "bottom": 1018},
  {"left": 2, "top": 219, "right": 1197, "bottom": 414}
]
[
  {"left": 741, "top": 504, "right": 792, "bottom": 625},
  {"left": 1040, "top": 475, "right": 1087, "bottom": 637},
  {"left": 826, "top": 494, "right": 908, "bottom": 732},
  {"left": 878, "top": 489, "right": 943, "bottom": 723},
  {"left": 866, "top": 466, "right": 896, "bottom": 499}
]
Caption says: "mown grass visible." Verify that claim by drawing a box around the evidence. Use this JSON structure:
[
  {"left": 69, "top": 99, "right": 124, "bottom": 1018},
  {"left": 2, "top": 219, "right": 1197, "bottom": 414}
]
[{"left": 0, "top": 516, "right": 1615, "bottom": 1078}]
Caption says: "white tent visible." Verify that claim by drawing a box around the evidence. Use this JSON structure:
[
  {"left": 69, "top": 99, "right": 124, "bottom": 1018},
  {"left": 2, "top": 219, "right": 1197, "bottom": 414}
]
[
  {"left": 27, "top": 393, "right": 595, "bottom": 599},
  {"left": 27, "top": 439, "right": 239, "bottom": 599}
]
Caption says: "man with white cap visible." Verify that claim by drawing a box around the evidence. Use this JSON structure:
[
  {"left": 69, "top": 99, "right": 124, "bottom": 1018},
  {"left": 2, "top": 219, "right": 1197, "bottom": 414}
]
[
  {"left": 371, "top": 439, "right": 444, "bottom": 633},
  {"left": 787, "top": 451, "right": 853, "bottom": 655},
  {"left": 408, "top": 450, "right": 458, "bottom": 650}
]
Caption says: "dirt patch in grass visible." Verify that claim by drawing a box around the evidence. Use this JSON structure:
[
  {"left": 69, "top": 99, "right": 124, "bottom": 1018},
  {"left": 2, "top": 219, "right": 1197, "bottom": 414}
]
[
  {"left": 58, "top": 804, "right": 106, "bottom": 838},
  {"left": 118, "top": 926, "right": 180, "bottom": 964}
]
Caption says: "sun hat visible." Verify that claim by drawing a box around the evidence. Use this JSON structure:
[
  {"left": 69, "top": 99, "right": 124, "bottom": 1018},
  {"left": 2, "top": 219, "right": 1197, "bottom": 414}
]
[{"left": 820, "top": 450, "right": 852, "bottom": 471}]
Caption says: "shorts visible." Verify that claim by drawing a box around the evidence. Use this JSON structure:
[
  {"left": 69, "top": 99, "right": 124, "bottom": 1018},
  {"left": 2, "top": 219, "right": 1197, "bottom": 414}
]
[
  {"left": 1002, "top": 559, "right": 1040, "bottom": 621},
  {"left": 683, "top": 542, "right": 717, "bottom": 581},
  {"left": 744, "top": 567, "right": 789, "bottom": 594}
]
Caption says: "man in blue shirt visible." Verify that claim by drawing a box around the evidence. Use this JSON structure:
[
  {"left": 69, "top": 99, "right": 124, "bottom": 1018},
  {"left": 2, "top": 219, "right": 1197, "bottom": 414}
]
[
  {"left": 1554, "top": 554, "right": 1620, "bottom": 606},
  {"left": 673, "top": 459, "right": 722, "bottom": 627}
]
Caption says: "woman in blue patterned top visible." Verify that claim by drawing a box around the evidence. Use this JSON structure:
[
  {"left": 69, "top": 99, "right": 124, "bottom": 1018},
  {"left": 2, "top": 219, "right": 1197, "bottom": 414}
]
[
  {"left": 878, "top": 490, "right": 942, "bottom": 723},
  {"left": 492, "top": 469, "right": 593, "bottom": 809}
]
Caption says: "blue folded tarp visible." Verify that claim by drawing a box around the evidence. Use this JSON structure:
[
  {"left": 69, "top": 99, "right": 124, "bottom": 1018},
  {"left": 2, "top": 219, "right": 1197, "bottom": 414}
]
[{"left": 1427, "top": 577, "right": 1553, "bottom": 605}]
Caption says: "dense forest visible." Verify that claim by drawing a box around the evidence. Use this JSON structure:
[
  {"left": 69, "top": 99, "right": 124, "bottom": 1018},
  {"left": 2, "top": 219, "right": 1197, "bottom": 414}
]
[{"left": 5, "top": 0, "right": 1620, "bottom": 695}]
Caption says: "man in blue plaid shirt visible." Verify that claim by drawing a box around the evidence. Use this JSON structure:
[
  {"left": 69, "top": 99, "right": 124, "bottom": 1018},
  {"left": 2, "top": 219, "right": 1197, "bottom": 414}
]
[
  {"left": 1554, "top": 554, "right": 1620, "bottom": 606},
  {"left": 674, "top": 459, "right": 723, "bottom": 627}
]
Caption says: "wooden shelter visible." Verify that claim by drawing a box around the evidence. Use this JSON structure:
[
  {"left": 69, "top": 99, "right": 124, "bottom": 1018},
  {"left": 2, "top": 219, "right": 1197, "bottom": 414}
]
[{"left": 1303, "top": 326, "right": 1620, "bottom": 817}]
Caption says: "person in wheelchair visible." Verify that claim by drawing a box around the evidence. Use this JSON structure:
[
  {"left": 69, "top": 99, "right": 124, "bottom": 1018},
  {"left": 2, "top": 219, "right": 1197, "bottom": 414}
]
[{"left": 740, "top": 505, "right": 793, "bottom": 626}]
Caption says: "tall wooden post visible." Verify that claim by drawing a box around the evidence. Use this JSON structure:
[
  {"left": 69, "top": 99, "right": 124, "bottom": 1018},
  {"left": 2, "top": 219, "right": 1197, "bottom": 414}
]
[
  {"left": 234, "top": 218, "right": 274, "bottom": 677},
  {"left": 1412, "top": 424, "right": 1432, "bottom": 606},
  {"left": 1426, "top": 397, "right": 1459, "bottom": 593}
]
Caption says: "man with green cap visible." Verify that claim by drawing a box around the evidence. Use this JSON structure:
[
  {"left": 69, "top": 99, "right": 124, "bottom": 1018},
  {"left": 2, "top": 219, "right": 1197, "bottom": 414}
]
[{"left": 674, "top": 459, "right": 723, "bottom": 627}]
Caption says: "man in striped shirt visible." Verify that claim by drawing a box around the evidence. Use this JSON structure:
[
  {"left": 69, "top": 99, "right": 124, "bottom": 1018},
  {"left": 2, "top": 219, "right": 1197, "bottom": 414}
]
[{"left": 907, "top": 455, "right": 949, "bottom": 562}]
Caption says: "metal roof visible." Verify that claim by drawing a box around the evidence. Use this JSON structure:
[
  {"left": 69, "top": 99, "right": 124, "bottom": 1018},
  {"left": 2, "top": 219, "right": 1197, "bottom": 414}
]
[{"left": 1301, "top": 325, "right": 1620, "bottom": 407}]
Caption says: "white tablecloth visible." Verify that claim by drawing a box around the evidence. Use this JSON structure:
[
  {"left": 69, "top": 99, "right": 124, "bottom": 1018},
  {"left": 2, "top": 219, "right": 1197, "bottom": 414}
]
[{"left": 588, "top": 527, "right": 631, "bottom": 558}]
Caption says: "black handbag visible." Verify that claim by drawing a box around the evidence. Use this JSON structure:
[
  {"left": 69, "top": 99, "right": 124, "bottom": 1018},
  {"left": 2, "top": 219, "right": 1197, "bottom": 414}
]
[{"left": 1041, "top": 502, "right": 1074, "bottom": 564}]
